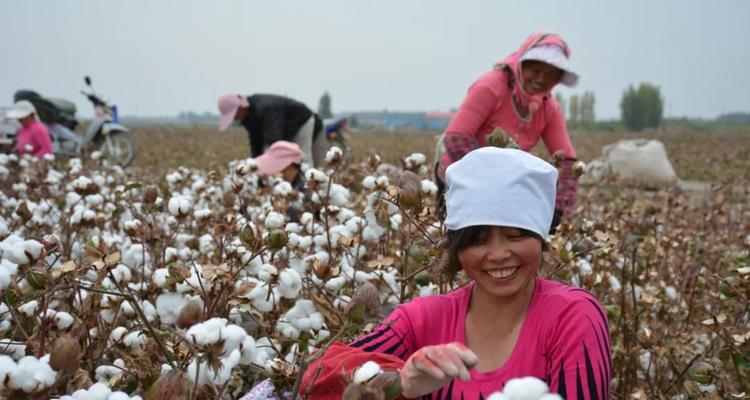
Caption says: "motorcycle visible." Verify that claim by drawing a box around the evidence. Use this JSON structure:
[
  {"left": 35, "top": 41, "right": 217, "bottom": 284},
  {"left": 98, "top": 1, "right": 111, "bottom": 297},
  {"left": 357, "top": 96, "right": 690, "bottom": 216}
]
[{"left": 2, "top": 76, "right": 136, "bottom": 167}]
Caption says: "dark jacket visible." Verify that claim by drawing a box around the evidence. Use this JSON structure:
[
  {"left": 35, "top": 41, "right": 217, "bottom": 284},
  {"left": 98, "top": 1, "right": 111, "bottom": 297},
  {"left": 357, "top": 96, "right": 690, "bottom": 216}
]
[{"left": 240, "top": 94, "right": 317, "bottom": 157}]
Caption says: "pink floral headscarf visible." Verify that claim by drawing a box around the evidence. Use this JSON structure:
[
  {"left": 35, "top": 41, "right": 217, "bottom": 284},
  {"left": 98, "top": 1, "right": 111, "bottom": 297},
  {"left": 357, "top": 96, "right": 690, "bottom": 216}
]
[{"left": 495, "top": 32, "right": 572, "bottom": 114}]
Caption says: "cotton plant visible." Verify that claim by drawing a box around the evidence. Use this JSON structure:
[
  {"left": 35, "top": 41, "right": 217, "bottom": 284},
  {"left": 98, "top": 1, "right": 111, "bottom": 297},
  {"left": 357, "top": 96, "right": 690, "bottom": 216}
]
[{"left": 486, "top": 377, "right": 563, "bottom": 400}]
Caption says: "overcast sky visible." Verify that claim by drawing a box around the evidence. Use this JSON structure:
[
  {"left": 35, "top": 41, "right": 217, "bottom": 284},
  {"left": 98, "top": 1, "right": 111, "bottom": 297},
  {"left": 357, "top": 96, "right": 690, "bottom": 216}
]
[{"left": 1, "top": 0, "right": 748, "bottom": 119}]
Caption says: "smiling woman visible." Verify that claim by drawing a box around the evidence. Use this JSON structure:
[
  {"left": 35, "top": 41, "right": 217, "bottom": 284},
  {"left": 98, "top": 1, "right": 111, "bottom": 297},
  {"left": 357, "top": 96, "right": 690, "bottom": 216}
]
[{"left": 295, "top": 147, "right": 611, "bottom": 399}]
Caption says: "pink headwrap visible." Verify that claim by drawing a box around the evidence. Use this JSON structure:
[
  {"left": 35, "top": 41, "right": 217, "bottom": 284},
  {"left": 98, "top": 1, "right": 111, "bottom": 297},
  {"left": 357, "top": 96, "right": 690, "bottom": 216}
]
[{"left": 495, "top": 32, "right": 572, "bottom": 114}]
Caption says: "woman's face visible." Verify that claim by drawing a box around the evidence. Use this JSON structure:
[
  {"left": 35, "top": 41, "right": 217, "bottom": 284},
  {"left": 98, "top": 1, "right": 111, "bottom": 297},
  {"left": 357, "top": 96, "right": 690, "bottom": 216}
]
[
  {"left": 521, "top": 60, "right": 563, "bottom": 95},
  {"left": 458, "top": 226, "right": 542, "bottom": 300}
]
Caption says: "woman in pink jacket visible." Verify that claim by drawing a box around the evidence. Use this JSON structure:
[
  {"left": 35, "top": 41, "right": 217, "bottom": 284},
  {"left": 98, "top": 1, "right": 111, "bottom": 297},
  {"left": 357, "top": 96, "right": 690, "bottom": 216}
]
[
  {"left": 436, "top": 32, "right": 580, "bottom": 232},
  {"left": 6, "top": 100, "right": 53, "bottom": 158}
]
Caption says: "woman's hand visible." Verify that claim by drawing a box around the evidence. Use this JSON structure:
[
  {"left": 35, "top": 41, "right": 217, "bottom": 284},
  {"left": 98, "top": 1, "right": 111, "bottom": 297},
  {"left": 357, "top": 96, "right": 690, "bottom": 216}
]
[{"left": 399, "top": 342, "right": 478, "bottom": 398}]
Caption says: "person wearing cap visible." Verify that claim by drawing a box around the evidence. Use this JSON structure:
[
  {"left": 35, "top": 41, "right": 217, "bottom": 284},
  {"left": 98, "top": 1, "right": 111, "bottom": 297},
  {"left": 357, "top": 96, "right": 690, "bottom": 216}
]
[
  {"left": 435, "top": 32, "right": 581, "bottom": 231},
  {"left": 5, "top": 100, "right": 52, "bottom": 158},
  {"left": 254, "top": 140, "right": 306, "bottom": 191},
  {"left": 218, "top": 93, "right": 327, "bottom": 167},
  {"left": 291, "top": 148, "right": 610, "bottom": 399}
]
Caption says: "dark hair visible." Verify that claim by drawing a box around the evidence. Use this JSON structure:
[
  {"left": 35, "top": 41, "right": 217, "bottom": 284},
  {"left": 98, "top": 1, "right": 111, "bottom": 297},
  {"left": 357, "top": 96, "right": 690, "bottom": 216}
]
[{"left": 444, "top": 225, "right": 547, "bottom": 277}]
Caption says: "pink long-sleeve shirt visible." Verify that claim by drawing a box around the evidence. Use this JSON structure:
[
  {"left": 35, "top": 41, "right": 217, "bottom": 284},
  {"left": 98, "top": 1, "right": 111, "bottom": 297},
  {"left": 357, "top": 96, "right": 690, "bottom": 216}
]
[
  {"left": 15, "top": 119, "right": 52, "bottom": 158},
  {"left": 350, "top": 278, "right": 611, "bottom": 399},
  {"left": 439, "top": 69, "right": 575, "bottom": 170}
]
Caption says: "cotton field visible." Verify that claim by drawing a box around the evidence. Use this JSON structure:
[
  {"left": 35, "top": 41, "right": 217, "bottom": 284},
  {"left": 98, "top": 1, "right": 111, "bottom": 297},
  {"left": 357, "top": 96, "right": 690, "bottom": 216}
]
[{"left": 0, "top": 137, "right": 748, "bottom": 399}]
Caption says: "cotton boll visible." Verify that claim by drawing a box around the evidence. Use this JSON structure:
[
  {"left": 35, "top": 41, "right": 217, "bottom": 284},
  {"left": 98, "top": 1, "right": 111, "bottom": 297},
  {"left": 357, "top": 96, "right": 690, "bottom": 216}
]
[
  {"left": 248, "top": 284, "right": 278, "bottom": 313},
  {"left": 502, "top": 376, "right": 549, "bottom": 399},
  {"left": 277, "top": 269, "right": 302, "bottom": 299},
  {"left": 152, "top": 268, "right": 169, "bottom": 287},
  {"left": 8, "top": 355, "right": 57, "bottom": 392},
  {"left": 264, "top": 211, "right": 285, "bottom": 229},
  {"left": 0, "top": 340, "right": 26, "bottom": 360},
  {"left": 55, "top": 311, "right": 74, "bottom": 330},
  {"left": 207, "top": 348, "right": 241, "bottom": 385},
  {"left": 608, "top": 275, "right": 621, "bottom": 292},
  {"left": 273, "top": 181, "right": 293, "bottom": 197},
  {"left": 0, "top": 355, "right": 15, "bottom": 390},
  {"left": 220, "top": 324, "right": 247, "bottom": 355},
  {"left": 108, "top": 392, "right": 132, "bottom": 400},
  {"left": 352, "top": 361, "right": 381, "bottom": 384},
  {"left": 325, "top": 276, "right": 346, "bottom": 292},
  {"left": 187, "top": 318, "right": 227, "bottom": 346},
  {"left": 18, "top": 300, "right": 38, "bottom": 317},
  {"left": 155, "top": 293, "right": 187, "bottom": 325},
  {"left": 167, "top": 195, "right": 192, "bottom": 217},
  {"left": 84, "top": 382, "right": 113, "bottom": 400},
  {"left": 361, "top": 176, "right": 377, "bottom": 190},
  {"left": 95, "top": 362, "right": 123, "bottom": 383},
  {"left": 111, "top": 264, "right": 132, "bottom": 283},
  {"left": 420, "top": 179, "right": 438, "bottom": 195},
  {"left": 258, "top": 264, "right": 278, "bottom": 283},
  {"left": 238, "top": 337, "right": 258, "bottom": 366},
  {"left": 123, "top": 331, "right": 146, "bottom": 350},
  {"left": 186, "top": 358, "right": 208, "bottom": 386}
]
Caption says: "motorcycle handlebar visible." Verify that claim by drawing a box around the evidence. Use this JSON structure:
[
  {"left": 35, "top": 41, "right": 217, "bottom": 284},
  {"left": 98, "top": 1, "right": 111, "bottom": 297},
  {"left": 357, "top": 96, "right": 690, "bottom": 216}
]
[{"left": 80, "top": 91, "right": 106, "bottom": 107}]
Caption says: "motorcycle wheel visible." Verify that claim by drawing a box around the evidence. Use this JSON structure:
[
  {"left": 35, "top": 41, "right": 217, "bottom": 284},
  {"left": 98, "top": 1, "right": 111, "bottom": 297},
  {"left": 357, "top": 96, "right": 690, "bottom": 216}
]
[{"left": 96, "top": 131, "right": 136, "bottom": 168}]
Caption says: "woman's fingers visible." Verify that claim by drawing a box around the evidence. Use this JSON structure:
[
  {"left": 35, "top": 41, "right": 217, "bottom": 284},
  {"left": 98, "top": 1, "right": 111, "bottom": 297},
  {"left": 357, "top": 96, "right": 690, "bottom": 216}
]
[
  {"left": 447, "top": 342, "right": 479, "bottom": 369},
  {"left": 424, "top": 347, "right": 460, "bottom": 378},
  {"left": 410, "top": 352, "right": 446, "bottom": 380}
]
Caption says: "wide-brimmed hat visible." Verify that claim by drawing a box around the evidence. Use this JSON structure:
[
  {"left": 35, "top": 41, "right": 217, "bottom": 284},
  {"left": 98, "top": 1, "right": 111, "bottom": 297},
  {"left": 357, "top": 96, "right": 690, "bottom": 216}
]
[
  {"left": 254, "top": 141, "right": 304, "bottom": 175},
  {"left": 445, "top": 147, "right": 558, "bottom": 238},
  {"left": 5, "top": 100, "right": 37, "bottom": 119},
  {"left": 520, "top": 45, "right": 579, "bottom": 87},
  {"left": 217, "top": 93, "right": 250, "bottom": 131}
]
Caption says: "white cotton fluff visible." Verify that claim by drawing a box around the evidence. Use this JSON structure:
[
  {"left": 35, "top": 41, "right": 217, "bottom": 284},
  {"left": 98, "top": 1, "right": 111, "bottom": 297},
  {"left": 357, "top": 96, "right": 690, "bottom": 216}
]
[
  {"left": 576, "top": 258, "right": 593, "bottom": 275},
  {"left": 608, "top": 275, "right": 622, "bottom": 292},
  {"left": 8, "top": 355, "right": 58, "bottom": 393},
  {"left": 375, "top": 176, "right": 389, "bottom": 187},
  {"left": 187, "top": 318, "right": 227, "bottom": 346},
  {"left": 152, "top": 268, "right": 169, "bottom": 287},
  {"left": 122, "top": 244, "right": 150, "bottom": 268},
  {"left": 352, "top": 361, "right": 381, "bottom": 384},
  {"left": 247, "top": 284, "right": 278, "bottom": 313},
  {"left": 273, "top": 181, "right": 294, "bottom": 197},
  {"left": 18, "top": 300, "right": 38, "bottom": 317},
  {"left": 71, "top": 176, "right": 93, "bottom": 191},
  {"left": 94, "top": 359, "right": 124, "bottom": 382},
  {"left": 193, "top": 208, "right": 213, "bottom": 221},
  {"left": 187, "top": 358, "right": 208, "bottom": 386},
  {"left": 123, "top": 331, "right": 146, "bottom": 350},
  {"left": 0, "top": 355, "right": 15, "bottom": 389},
  {"left": 219, "top": 324, "right": 248, "bottom": 355},
  {"left": 1, "top": 235, "right": 42, "bottom": 265},
  {"left": 665, "top": 286, "right": 677, "bottom": 301},
  {"left": 167, "top": 195, "right": 192, "bottom": 216},
  {"left": 486, "top": 376, "right": 561, "bottom": 400},
  {"left": 362, "top": 176, "right": 377, "bottom": 190},
  {"left": 325, "top": 146, "right": 343, "bottom": 164},
  {"left": 111, "top": 264, "right": 132, "bottom": 283},
  {"left": 264, "top": 211, "right": 285, "bottom": 229},
  {"left": 155, "top": 292, "right": 187, "bottom": 325},
  {"left": 305, "top": 169, "right": 328, "bottom": 183},
  {"left": 54, "top": 311, "right": 74, "bottom": 330},
  {"left": 404, "top": 153, "right": 426, "bottom": 169},
  {"left": 206, "top": 348, "right": 241, "bottom": 385},
  {"left": 277, "top": 299, "right": 324, "bottom": 339},
  {"left": 277, "top": 269, "right": 302, "bottom": 299},
  {"left": 239, "top": 336, "right": 259, "bottom": 366},
  {"left": 110, "top": 326, "right": 128, "bottom": 343},
  {"left": 0, "top": 340, "right": 27, "bottom": 360},
  {"left": 258, "top": 264, "right": 278, "bottom": 283},
  {"left": 420, "top": 179, "right": 438, "bottom": 195}
]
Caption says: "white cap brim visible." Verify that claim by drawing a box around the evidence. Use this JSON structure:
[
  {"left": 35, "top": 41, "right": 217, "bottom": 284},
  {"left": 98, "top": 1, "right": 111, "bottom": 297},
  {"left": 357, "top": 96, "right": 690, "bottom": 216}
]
[
  {"left": 521, "top": 45, "right": 579, "bottom": 87},
  {"left": 5, "top": 109, "right": 33, "bottom": 119}
]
